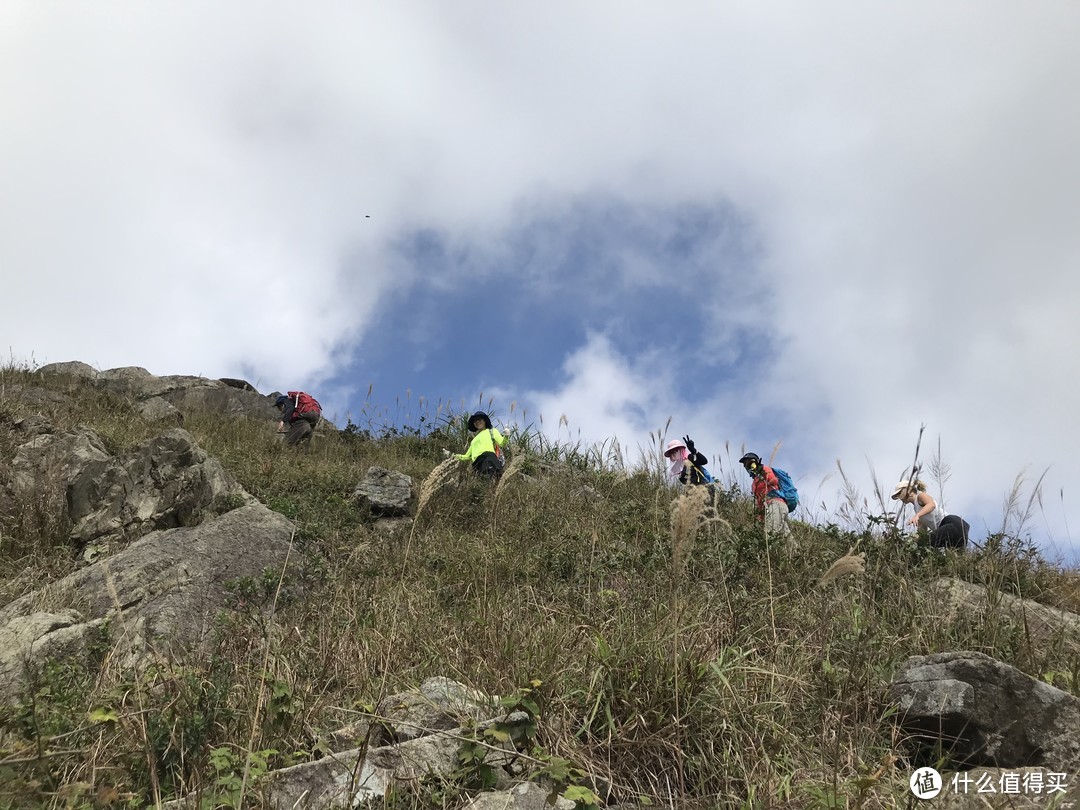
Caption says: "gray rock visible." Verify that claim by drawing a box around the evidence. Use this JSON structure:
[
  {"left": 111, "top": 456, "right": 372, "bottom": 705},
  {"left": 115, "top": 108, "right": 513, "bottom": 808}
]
[
  {"left": 12, "top": 414, "right": 56, "bottom": 436},
  {"left": 0, "top": 504, "right": 298, "bottom": 699},
  {"left": 0, "top": 384, "right": 72, "bottom": 408},
  {"left": 467, "top": 782, "right": 575, "bottom": 810},
  {"left": 135, "top": 396, "right": 184, "bottom": 424},
  {"left": 9, "top": 427, "right": 112, "bottom": 507},
  {"left": 372, "top": 676, "right": 500, "bottom": 745},
  {"left": 925, "top": 577, "right": 1080, "bottom": 654},
  {"left": 353, "top": 467, "right": 413, "bottom": 517},
  {"left": 38, "top": 362, "right": 282, "bottom": 422},
  {"left": 266, "top": 717, "right": 518, "bottom": 810},
  {"left": 0, "top": 611, "right": 98, "bottom": 700},
  {"left": 38, "top": 361, "right": 99, "bottom": 380},
  {"left": 67, "top": 428, "right": 245, "bottom": 544},
  {"left": 159, "top": 385, "right": 280, "bottom": 421},
  {"left": 218, "top": 378, "right": 258, "bottom": 392},
  {"left": 890, "top": 651, "right": 1080, "bottom": 771},
  {"left": 6, "top": 426, "right": 245, "bottom": 548}
]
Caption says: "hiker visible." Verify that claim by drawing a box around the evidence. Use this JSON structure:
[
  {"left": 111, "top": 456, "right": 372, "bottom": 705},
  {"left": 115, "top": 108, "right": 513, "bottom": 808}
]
[
  {"left": 739, "top": 452, "right": 793, "bottom": 538},
  {"left": 453, "top": 411, "right": 508, "bottom": 479},
  {"left": 275, "top": 391, "right": 322, "bottom": 448},
  {"left": 664, "top": 436, "right": 713, "bottom": 485},
  {"left": 891, "top": 480, "right": 969, "bottom": 549}
]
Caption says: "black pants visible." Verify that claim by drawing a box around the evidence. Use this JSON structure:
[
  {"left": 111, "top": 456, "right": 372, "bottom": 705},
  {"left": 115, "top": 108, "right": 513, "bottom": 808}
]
[
  {"left": 473, "top": 452, "right": 503, "bottom": 479},
  {"left": 930, "top": 515, "right": 969, "bottom": 549}
]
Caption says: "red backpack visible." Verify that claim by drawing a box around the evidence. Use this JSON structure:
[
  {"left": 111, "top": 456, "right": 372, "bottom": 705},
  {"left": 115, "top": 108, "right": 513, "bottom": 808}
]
[{"left": 287, "top": 391, "right": 321, "bottom": 416}]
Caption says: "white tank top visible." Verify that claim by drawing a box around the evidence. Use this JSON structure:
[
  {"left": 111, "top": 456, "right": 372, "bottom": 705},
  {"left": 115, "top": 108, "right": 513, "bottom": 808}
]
[{"left": 915, "top": 493, "right": 945, "bottom": 531}]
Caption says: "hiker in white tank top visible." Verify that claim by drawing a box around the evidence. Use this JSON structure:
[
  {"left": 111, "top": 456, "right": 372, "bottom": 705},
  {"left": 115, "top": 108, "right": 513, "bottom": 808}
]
[{"left": 891, "top": 479, "right": 944, "bottom": 531}]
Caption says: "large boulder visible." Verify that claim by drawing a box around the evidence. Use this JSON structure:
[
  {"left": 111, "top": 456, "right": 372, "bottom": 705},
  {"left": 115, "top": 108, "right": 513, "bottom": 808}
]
[
  {"left": 37, "top": 361, "right": 98, "bottom": 380},
  {"left": 4, "top": 426, "right": 247, "bottom": 548},
  {"left": 0, "top": 503, "right": 298, "bottom": 700},
  {"left": 890, "top": 651, "right": 1080, "bottom": 771},
  {"left": 924, "top": 577, "right": 1080, "bottom": 654},
  {"left": 353, "top": 467, "right": 413, "bottom": 517}
]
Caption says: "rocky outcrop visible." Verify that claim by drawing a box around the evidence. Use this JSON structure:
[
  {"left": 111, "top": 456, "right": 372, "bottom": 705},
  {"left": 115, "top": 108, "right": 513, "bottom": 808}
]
[
  {"left": 265, "top": 714, "right": 520, "bottom": 809},
  {"left": 890, "top": 651, "right": 1080, "bottom": 772},
  {"left": 135, "top": 396, "right": 184, "bottom": 424},
  {"left": 0, "top": 384, "right": 72, "bottom": 409},
  {"left": 925, "top": 577, "right": 1080, "bottom": 654},
  {"left": 353, "top": 467, "right": 413, "bottom": 517},
  {"left": 4, "top": 425, "right": 247, "bottom": 548},
  {"left": 38, "top": 363, "right": 282, "bottom": 422},
  {"left": 0, "top": 503, "right": 298, "bottom": 700}
]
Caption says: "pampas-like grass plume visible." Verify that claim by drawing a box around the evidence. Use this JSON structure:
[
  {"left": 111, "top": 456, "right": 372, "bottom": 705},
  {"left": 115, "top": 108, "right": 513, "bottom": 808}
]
[
  {"left": 416, "top": 457, "right": 459, "bottom": 518},
  {"left": 818, "top": 547, "right": 866, "bottom": 586},
  {"left": 670, "top": 486, "right": 710, "bottom": 579},
  {"left": 494, "top": 454, "right": 524, "bottom": 501}
]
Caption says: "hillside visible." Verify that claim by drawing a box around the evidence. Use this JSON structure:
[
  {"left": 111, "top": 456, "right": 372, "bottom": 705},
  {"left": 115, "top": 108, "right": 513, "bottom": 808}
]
[{"left": 1, "top": 362, "right": 1079, "bottom": 810}]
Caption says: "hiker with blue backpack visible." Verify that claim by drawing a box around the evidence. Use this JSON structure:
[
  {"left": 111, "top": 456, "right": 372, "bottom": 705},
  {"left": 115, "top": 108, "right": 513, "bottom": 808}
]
[
  {"left": 664, "top": 436, "right": 714, "bottom": 486},
  {"left": 739, "top": 452, "right": 797, "bottom": 539}
]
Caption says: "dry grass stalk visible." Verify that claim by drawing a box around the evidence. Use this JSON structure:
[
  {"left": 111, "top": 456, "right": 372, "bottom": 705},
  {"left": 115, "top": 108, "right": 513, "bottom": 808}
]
[
  {"left": 494, "top": 454, "right": 525, "bottom": 501},
  {"left": 671, "top": 486, "right": 710, "bottom": 578},
  {"left": 818, "top": 547, "right": 866, "bottom": 586},
  {"left": 416, "top": 457, "right": 459, "bottom": 518}
]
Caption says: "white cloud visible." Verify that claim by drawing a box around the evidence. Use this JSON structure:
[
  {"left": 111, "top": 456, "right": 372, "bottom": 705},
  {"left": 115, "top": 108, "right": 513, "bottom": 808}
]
[{"left": 3, "top": 1, "right": 1079, "bottom": 555}]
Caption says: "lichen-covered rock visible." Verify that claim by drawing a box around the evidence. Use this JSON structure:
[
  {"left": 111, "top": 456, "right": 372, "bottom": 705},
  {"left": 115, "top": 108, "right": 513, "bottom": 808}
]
[
  {"left": 353, "top": 467, "right": 413, "bottom": 517},
  {"left": 890, "top": 651, "right": 1080, "bottom": 771},
  {"left": 0, "top": 504, "right": 298, "bottom": 699}
]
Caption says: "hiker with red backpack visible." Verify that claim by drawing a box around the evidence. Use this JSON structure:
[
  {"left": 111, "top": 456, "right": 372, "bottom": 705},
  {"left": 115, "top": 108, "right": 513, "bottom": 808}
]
[
  {"left": 739, "top": 452, "right": 797, "bottom": 539},
  {"left": 454, "top": 411, "right": 508, "bottom": 479},
  {"left": 275, "top": 391, "right": 322, "bottom": 448}
]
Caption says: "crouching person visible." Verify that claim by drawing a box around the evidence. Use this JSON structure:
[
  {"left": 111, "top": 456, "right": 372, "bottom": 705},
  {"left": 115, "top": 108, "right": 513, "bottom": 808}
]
[
  {"left": 456, "top": 411, "right": 508, "bottom": 479},
  {"left": 891, "top": 480, "right": 969, "bottom": 549},
  {"left": 275, "top": 391, "right": 322, "bottom": 448}
]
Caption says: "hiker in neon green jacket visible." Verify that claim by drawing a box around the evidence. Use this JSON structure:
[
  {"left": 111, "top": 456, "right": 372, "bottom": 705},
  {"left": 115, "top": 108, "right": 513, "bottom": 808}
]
[{"left": 457, "top": 411, "right": 508, "bottom": 478}]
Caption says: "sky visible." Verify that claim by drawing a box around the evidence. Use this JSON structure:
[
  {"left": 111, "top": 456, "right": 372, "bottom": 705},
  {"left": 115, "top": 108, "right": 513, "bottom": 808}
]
[{"left": 3, "top": 2, "right": 1079, "bottom": 559}]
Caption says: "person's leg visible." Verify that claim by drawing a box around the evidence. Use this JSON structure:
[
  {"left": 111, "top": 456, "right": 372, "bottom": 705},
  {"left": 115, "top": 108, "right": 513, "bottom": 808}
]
[
  {"left": 286, "top": 419, "right": 313, "bottom": 446},
  {"left": 473, "top": 452, "right": 502, "bottom": 479},
  {"left": 766, "top": 500, "right": 790, "bottom": 538},
  {"left": 931, "top": 515, "right": 969, "bottom": 549}
]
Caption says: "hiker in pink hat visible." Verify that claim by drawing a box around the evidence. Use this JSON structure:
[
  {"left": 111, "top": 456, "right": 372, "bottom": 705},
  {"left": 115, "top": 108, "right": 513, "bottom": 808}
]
[{"left": 664, "top": 435, "right": 713, "bottom": 485}]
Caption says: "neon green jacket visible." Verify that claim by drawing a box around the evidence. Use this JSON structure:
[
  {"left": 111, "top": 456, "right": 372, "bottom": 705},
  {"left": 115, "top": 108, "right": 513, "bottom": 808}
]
[{"left": 458, "top": 428, "right": 508, "bottom": 462}]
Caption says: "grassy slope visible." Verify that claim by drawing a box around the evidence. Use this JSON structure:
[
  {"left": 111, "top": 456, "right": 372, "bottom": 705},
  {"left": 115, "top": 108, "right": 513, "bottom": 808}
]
[{"left": 1, "top": 367, "right": 1078, "bottom": 809}]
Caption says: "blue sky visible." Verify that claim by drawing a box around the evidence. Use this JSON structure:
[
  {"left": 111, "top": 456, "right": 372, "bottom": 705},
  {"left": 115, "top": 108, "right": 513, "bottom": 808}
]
[{"left": 3, "top": 2, "right": 1079, "bottom": 560}]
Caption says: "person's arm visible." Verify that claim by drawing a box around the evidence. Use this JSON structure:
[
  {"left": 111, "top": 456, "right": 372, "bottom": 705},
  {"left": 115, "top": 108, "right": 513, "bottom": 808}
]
[
  {"left": 457, "top": 434, "right": 479, "bottom": 462},
  {"left": 764, "top": 467, "right": 781, "bottom": 497},
  {"left": 280, "top": 400, "right": 297, "bottom": 423},
  {"left": 691, "top": 451, "right": 708, "bottom": 467},
  {"left": 492, "top": 428, "right": 508, "bottom": 448}
]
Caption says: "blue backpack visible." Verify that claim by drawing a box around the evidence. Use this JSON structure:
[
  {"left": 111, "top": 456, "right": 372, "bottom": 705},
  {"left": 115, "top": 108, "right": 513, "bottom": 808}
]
[{"left": 769, "top": 467, "right": 799, "bottom": 513}]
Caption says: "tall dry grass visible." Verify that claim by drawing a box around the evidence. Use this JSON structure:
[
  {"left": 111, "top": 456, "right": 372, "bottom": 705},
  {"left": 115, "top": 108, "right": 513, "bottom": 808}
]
[{"left": 2, "top": 365, "right": 1079, "bottom": 809}]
